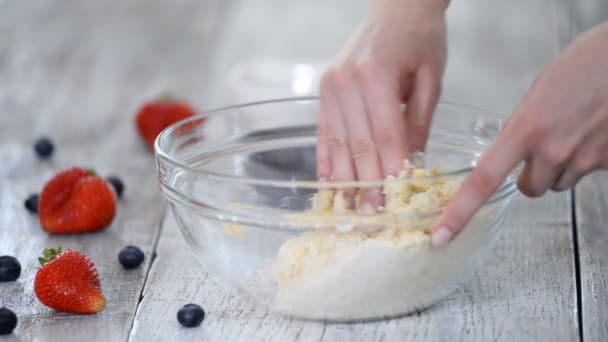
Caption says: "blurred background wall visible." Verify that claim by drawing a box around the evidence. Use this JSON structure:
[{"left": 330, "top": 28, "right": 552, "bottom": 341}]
[
  {"left": 1, "top": 0, "right": 607, "bottom": 139},
  {"left": 202, "top": 0, "right": 607, "bottom": 115}
]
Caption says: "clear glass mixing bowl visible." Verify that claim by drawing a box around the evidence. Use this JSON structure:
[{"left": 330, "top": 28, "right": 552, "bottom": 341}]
[{"left": 155, "top": 97, "right": 517, "bottom": 322}]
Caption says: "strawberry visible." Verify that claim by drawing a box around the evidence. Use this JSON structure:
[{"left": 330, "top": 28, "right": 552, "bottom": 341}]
[
  {"left": 34, "top": 248, "right": 106, "bottom": 314},
  {"left": 135, "top": 96, "right": 196, "bottom": 150},
  {"left": 39, "top": 167, "right": 116, "bottom": 234}
]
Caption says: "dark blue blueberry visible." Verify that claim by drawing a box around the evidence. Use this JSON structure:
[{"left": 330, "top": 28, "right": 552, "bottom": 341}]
[
  {"left": 106, "top": 176, "right": 124, "bottom": 198},
  {"left": 118, "top": 246, "right": 144, "bottom": 269},
  {"left": 0, "top": 256, "right": 21, "bottom": 282},
  {"left": 24, "top": 194, "right": 39, "bottom": 214},
  {"left": 177, "top": 304, "right": 205, "bottom": 327},
  {"left": 34, "top": 137, "right": 54, "bottom": 158},
  {"left": 0, "top": 307, "right": 17, "bottom": 335}
]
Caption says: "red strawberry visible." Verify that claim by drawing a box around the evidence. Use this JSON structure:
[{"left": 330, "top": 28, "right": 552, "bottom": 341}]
[
  {"left": 34, "top": 248, "right": 106, "bottom": 314},
  {"left": 135, "top": 96, "right": 196, "bottom": 150},
  {"left": 39, "top": 167, "right": 116, "bottom": 234}
]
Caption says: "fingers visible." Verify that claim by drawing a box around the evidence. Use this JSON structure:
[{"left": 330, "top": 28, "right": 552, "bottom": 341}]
[
  {"left": 551, "top": 168, "right": 583, "bottom": 191},
  {"left": 551, "top": 143, "right": 603, "bottom": 191},
  {"left": 358, "top": 64, "right": 409, "bottom": 177},
  {"left": 432, "top": 130, "right": 527, "bottom": 247},
  {"left": 319, "top": 77, "right": 357, "bottom": 186},
  {"left": 316, "top": 77, "right": 332, "bottom": 180},
  {"left": 517, "top": 157, "right": 563, "bottom": 197},
  {"left": 406, "top": 65, "right": 441, "bottom": 153},
  {"left": 332, "top": 68, "right": 384, "bottom": 208}
]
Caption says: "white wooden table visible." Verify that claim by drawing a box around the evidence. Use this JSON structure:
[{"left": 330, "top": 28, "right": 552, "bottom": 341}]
[{"left": 1, "top": 1, "right": 607, "bottom": 341}]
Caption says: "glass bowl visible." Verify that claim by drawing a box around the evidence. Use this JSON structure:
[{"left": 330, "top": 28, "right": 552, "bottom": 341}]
[{"left": 155, "top": 97, "right": 517, "bottom": 322}]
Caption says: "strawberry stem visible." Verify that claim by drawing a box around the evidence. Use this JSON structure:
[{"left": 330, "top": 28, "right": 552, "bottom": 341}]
[
  {"left": 39, "top": 247, "right": 62, "bottom": 265},
  {"left": 87, "top": 168, "right": 97, "bottom": 176},
  {"left": 157, "top": 93, "right": 174, "bottom": 103}
]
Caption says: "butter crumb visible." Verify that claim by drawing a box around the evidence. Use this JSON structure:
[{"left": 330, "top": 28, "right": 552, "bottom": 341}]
[{"left": 224, "top": 223, "right": 245, "bottom": 237}]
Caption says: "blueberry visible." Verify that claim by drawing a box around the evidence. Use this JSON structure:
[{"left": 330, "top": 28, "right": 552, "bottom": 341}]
[
  {"left": 24, "top": 194, "right": 39, "bottom": 214},
  {"left": 177, "top": 304, "right": 205, "bottom": 327},
  {"left": 106, "top": 176, "right": 124, "bottom": 198},
  {"left": 0, "top": 256, "right": 21, "bottom": 282},
  {"left": 0, "top": 307, "right": 17, "bottom": 335},
  {"left": 34, "top": 137, "right": 54, "bottom": 158},
  {"left": 118, "top": 246, "right": 144, "bottom": 269}
]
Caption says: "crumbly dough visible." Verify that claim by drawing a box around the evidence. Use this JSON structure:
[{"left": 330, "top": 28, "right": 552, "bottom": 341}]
[
  {"left": 272, "top": 162, "right": 463, "bottom": 319},
  {"left": 223, "top": 223, "right": 245, "bottom": 237},
  {"left": 288, "top": 162, "right": 461, "bottom": 232}
]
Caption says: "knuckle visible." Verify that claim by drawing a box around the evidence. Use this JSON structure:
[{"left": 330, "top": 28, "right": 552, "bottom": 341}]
[
  {"left": 329, "top": 64, "right": 356, "bottom": 93},
  {"left": 518, "top": 180, "right": 544, "bottom": 198},
  {"left": 516, "top": 163, "right": 546, "bottom": 198},
  {"left": 328, "top": 136, "right": 348, "bottom": 154},
  {"left": 317, "top": 125, "right": 330, "bottom": 140},
  {"left": 349, "top": 138, "right": 377, "bottom": 161},
  {"left": 317, "top": 154, "right": 330, "bottom": 165},
  {"left": 354, "top": 58, "right": 383, "bottom": 84},
  {"left": 316, "top": 157, "right": 331, "bottom": 177},
  {"left": 541, "top": 145, "right": 569, "bottom": 167},
  {"left": 574, "top": 152, "right": 599, "bottom": 174},
  {"left": 316, "top": 156, "right": 331, "bottom": 170},
  {"left": 373, "top": 127, "right": 399, "bottom": 146},
  {"left": 408, "top": 112, "right": 428, "bottom": 129}
]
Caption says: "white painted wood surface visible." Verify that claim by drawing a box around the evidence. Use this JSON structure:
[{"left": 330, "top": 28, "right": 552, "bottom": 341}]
[
  {"left": 130, "top": 193, "right": 578, "bottom": 342},
  {"left": 1, "top": 0, "right": 606, "bottom": 341},
  {"left": 0, "top": 0, "right": 221, "bottom": 340},
  {"left": 556, "top": 3, "right": 608, "bottom": 341},
  {"left": 132, "top": 1, "right": 582, "bottom": 340},
  {"left": 576, "top": 171, "right": 608, "bottom": 342}
]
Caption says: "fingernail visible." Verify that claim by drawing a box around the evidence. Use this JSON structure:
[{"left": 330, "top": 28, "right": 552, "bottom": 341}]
[
  {"left": 431, "top": 227, "right": 453, "bottom": 247},
  {"left": 318, "top": 177, "right": 328, "bottom": 182},
  {"left": 357, "top": 202, "right": 376, "bottom": 215},
  {"left": 410, "top": 151, "right": 425, "bottom": 168}
]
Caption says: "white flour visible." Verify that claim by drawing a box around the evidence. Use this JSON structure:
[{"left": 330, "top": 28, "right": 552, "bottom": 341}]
[
  {"left": 271, "top": 213, "right": 499, "bottom": 321},
  {"left": 269, "top": 163, "right": 497, "bottom": 321}
]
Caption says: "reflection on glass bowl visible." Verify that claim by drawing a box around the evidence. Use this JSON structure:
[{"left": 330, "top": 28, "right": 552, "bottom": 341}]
[{"left": 228, "top": 60, "right": 325, "bottom": 100}]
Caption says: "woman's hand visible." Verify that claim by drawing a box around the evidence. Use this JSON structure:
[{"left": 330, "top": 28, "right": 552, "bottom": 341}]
[
  {"left": 316, "top": 0, "right": 449, "bottom": 210},
  {"left": 432, "top": 22, "right": 608, "bottom": 247}
]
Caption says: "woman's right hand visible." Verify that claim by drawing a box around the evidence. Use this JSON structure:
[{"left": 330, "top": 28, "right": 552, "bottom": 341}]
[{"left": 316, "top": 0, "right": 449, "bottom": 211}]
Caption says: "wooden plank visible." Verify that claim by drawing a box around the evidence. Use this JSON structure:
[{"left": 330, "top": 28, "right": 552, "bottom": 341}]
[
  {"left": 0, "top": 0, "right": 221, "bottom": 340},
  {"left": 131, "top": 192, "right": 577, "bottom": 341},
  {"left": 576, "top": 171, "right": 608, "bottom": 341},
  {"left": 131, "top": 0, "right": 580, "bottom": 340}
]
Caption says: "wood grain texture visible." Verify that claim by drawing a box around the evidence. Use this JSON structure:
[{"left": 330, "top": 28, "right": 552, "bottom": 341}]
[
  {"left": 131, "top": 192, "right": 577, "bottom": 342},
  {"left": 576, "top": 171, "right": 608, "bottom": 342},
  {"left": 1, "top": 0, "right": 600, "bottom": 340},
  {"left": 0, "top": 0, "right": 221, "bottom": 340}
]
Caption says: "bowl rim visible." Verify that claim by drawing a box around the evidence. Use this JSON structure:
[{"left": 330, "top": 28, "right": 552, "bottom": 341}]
[{"left": 154, "top": 96, "right": 506, "bottom": 189}]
